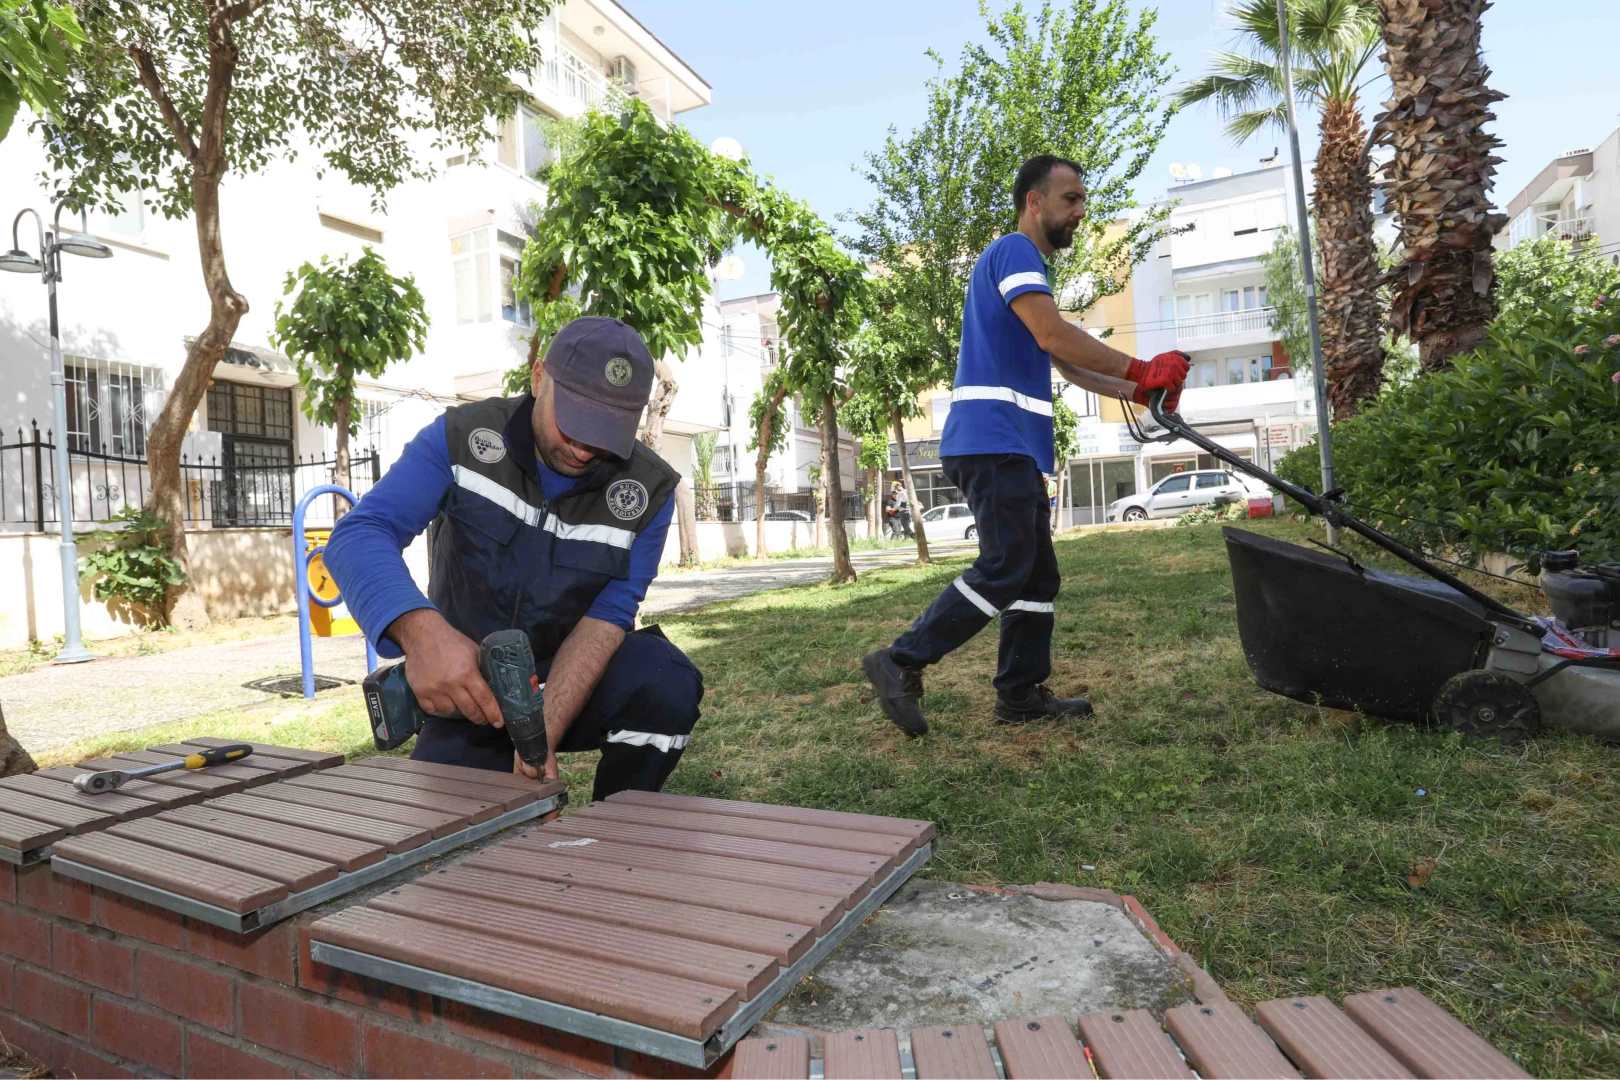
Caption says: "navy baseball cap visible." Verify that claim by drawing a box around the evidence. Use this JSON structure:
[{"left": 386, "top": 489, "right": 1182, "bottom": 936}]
[{"left": 543, "top": 316, "right": 655, "bottom": 460}]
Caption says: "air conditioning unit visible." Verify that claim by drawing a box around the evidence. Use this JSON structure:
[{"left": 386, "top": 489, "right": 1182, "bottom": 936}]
[{"left": 611, "top": 56, "right": 639, "bottom": 95}]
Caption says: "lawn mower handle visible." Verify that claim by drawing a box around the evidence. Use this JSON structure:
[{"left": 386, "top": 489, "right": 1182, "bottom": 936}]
[{"left": 1126, "top": 389, "right": 1540, "bottom": 634}]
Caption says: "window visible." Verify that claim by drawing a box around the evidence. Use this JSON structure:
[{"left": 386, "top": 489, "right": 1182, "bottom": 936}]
[
  {"left": 1159, "top": 296, "right": 1174, "bottom": 326},
  {"left": 497, "top": 105, "right": 554, "bottom": 178},
  {"left": 720, "top": 390, "right": 734, "bottom": 428},
  {"left": 356, "top": 399, "right": 387, "bottom": 458},
  {"left": 1157, "top": 474, "right": 1191, "bottom": 493},
  {"left": 1191, "top": 361, "right": 1217, "bottom": 388},
  {"left": 1231, "top": 200, "right": 1258, "bottom": 235},
  {"left": 1071, "top": 390, "right": 1099, "bottom": 419},
  {"left": 452, "top": 230, "right": 492, "bottom": 324},
  {"left": 64, "top": 359, "right": 162, "bottom": 455},
  {"left": 930, "top": 394, "right": 951, "bottom": 431},
  {"left": 1257, "top": 196, "right": 1286, "bottom": 231},
  {"left": 108, "top": 190, "right": 145, "bottom": 237},
  {"left": 207, "top": 382, "right": 294, "bottom": 442},
  {"left": 206, "top": 382, "right": 296, "bottom": 526},
  {"left": 1225, "top": 357, "right": 1248, "bottom": 384},
  {"left": 720, "top": 325, "right": 734, "bottom": 357},
  {"left": 1223, "top": 290, "right": 1241, "bottom": 312},
  {"left": 497, "top": 232, "right": 532, "bottom": 328},
  {"left": 1196, "top": 473, "right": 1228, "bottom": 489},
  {"left": 1242, "top": 285, "right": 1267, "bottom": 310},
  {"left": 948, "top": 505, "right": 971, "bottom": 518},
  {"left": 1176, "top": 293, "right": 1213, "bottom": 319}
]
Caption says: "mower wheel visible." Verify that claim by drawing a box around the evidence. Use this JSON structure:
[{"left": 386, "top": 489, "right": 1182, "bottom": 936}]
[{"left": 1432, "top": 670, "right": 1541, "bottom": 746}]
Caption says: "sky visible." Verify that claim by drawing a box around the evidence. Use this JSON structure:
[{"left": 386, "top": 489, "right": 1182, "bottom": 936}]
[{"left": 623, "top": 0, "right": 1620, "bottom": 301}]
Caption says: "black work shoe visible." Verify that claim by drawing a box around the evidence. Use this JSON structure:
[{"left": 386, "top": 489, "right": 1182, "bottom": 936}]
[
  {"left": 994, "top": 685, "right": 1094, "bottom": 725},
  {"left": 862, "top": 648, "right": 928, "bottom": 736}
]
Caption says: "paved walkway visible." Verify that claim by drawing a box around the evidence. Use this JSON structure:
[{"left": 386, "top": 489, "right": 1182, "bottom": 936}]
[{"left": 2, "top": 540, "right": 975, "bottom": 753}]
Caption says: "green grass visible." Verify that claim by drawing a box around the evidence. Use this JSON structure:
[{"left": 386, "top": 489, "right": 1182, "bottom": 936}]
[
  {"left": 663, "top": 534, "right": 913, "bottom": 573},
  {"left": 43, "top": 518, "right": 1618, "bottom": 1075}
]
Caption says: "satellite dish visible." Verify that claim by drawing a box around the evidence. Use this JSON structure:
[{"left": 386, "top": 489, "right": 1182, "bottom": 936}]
[
  {"left": 714, "top": 255, "right": 746, "bottom": 281},
  {"left": 1212, "top": 166, "right": 1233, "bottom": 179},
  {"left": 1168, "top": 162, "right": 1186, "bottom": 180},
  {"left": 711, "top": 137, "right": 746, "bottom": 162},
  {"left": 1186, "top": 164, "right": 1204, "bottom": 181}
]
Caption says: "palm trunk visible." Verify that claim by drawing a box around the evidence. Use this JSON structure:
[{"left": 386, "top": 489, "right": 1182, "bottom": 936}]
[
  {"left": 1315, "top": 96, "right": 1385, "bottom": 419},
  {"left": 637, "top": 357, "right": 698, "bottom": 566},
  {"left": 892, "top": 408, "right": 929, "bottom": 564},
  {"left": 820, "top": 391, "right": 855, "bottom": 583},
  {"left": 1376, "top": 0, "right": 1508, "bottom": 370}
]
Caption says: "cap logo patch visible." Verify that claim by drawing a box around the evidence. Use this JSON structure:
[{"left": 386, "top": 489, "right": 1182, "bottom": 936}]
[
  {"left": 604, "top": 356, "right": 634, "bottom": 388},
  {"left": 468, "top": 428, "right": 506, "bottom": 464},
  {"left": 606, "top": 479, "right": 648, "bottom": 521}
]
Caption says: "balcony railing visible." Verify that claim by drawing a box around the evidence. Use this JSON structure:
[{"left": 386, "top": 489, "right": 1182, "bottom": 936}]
[
  {"left": 535, "top": 40, "right": 653, "bottom": 118},
  {"left": 1538, "top": 213, "right": 1595, "bottom": 243},
  {"left": 1176, "top": 306, "right": 1276, "bottom": 341}
]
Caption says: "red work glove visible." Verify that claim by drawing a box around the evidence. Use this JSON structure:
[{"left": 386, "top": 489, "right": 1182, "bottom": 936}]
[{"left": 1125, "top": 350, "right": 1191, "bottom": 413}]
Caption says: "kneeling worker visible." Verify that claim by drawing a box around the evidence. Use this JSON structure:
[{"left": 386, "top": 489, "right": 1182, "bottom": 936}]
[
  {"left": 863, "top": 154, "right": 1189, "bottom": 735},
  {"left": 326, "top": 316, "right": 701, "bottom": 800}
]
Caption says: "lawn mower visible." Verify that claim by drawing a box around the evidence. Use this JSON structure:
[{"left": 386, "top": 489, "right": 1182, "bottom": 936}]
[{"left": 1121, "top": 389, "right": 1620, "bottom": 745}]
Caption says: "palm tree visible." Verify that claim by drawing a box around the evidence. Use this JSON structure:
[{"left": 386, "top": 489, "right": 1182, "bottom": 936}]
[
  {"left": 1374, "top": 0, "right": 1507, "bottom": 370},
  {"left": 1174, "top": 0, "right": 1385, "bottom": 420}
]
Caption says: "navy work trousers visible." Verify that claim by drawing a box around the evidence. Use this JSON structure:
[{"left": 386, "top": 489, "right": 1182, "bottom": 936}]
[
  {"left": 411, "top": 626, "right": 703, "bottom": 801},
  {"left": 890, "top": 453, "right": 1059, "bottom": 695}
]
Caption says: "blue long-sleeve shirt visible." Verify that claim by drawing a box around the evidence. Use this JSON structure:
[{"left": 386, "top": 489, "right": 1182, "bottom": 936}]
[{"left": 325, "top": 415, "right": 673, "bottom": 659}]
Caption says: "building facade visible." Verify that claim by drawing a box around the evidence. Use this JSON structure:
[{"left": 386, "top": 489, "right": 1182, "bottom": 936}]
[{"left": 1498, "top": 127, "right": 1620, "bottom": 264}]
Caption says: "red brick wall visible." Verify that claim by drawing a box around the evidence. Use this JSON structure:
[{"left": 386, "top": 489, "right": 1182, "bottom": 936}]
[{"left": 0, "top": 863, "right": 736, "bottom": 1078}]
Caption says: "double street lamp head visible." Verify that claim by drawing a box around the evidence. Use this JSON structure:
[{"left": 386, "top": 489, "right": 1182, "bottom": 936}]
[
  {"left": 4, "top": 201, "right": 114, "bottom": 278},
  {"left": 0, "top": 248, "right": 43, "bottom": 274},
  {"left": 56, "top": 231, "right": 112, "bottom": 259}
]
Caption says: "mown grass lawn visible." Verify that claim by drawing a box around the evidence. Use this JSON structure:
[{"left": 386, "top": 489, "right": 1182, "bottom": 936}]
[{"left": 44, "top": 517, "right": 1618, "bottom": 1076}]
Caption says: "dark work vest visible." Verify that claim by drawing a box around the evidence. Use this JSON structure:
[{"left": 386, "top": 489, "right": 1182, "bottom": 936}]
[{"left": 429, "top": 394, "right": 678, "bottom": 663}]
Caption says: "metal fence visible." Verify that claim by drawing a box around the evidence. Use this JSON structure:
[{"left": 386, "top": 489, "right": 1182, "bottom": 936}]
[
  {"left": 693, "top": 481, "right": 866, "bottom": 523},
  {"left": 0, "top": 421, "right": 379, "bottom": 531}
]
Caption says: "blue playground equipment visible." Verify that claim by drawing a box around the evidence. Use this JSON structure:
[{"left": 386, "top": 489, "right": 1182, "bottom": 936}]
[{"left": 293, "top": 484, "right": 377, "bottom": 699}]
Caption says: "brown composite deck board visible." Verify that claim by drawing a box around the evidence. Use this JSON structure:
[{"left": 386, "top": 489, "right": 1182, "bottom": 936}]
[
  {"left": 95, "top": 751, "right": 275, "bottom": 789},
  {"left": 0, "top": 789, "right": 119, "bottom": 834},
  {"left": 211, "top": 793, "right": 432, "bottom": 853},
  {"left": 729, "top": 1036, "right": 811, "bottom": 1079},
  {"left": 349, "top": 755, "right": 564, "bottom": 794},
  {"left": 461, "top": 849, "right": 842, "bottom": 934},
  {"left": 504, "top": 833, "right": 868, "bottom": 901},
  {"left": 1075, "top": 1010, "right": 1193, "bottom": 1080},
  {"left": 182, "top": 738, "right": 346, "bottom": 770},
  {"left": 0, "top": 810, "right": 67, "bottom": 851},
  {"left": 1165, "top": 1000, "right": 1300, "bottom": 1079},
  {"left": 310, "top": 906, "right": 738, "bottom": 1039},
  {"left": 108, "top": 818, "right": 341, "bottom": 892},
  {"left": 243, "top": 784, "right": 467, "bottom": 836},
  {"left": 371, "top": 885, "right": 779, "bottom": 999},
  {"left": 76, "top": 758, "right": 247, "bottom": 796},
  {"left": 1256, "top": 997, "right": 1415, "bottom": 1079},
  {"left": 283, "top": 773, "right": 502, "bottom": 823},
  {"left": 909, "top": 1025, "right": 998, "bottom": 1079},
  {"left": 823, "top": 1029, "right": 904, "bottom": 1080},
  {"left": 575, "top": 801, "right": 914, "bottom": 860},
  {"left": 51, "top": 832, "right": 287, "bottom": 912},
  {"left": 417, "top": 865, "right": 816, "bottom": 963},
  {"left": 322, "top": 765, "right": 534, "bottom": 810},
  {"left": 1341, "top": 989, "right": 1530, "bottom": 1079},
  {"left": 994, "top": 1017, "right": 1090, "bottom": 1079},
  {"left": 160, "top": 805, "right": 387, "bottom": 872},
  {"left": 535, "top": 816, "right": 889, "bottom": 881},
  {"left": 607, "top": 789, "right": 936, "bottom": 844},
  {"left": 0, "top": 774, "right": 159, "bottom": 821},
  {"left": 35, "top": 768, "right": 205, "bottom": 808},
  {"left": 145, "top": 744, "right": 311, "bottom": 778}
]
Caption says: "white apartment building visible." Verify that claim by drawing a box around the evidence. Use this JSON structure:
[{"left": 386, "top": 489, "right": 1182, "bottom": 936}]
[
  {"left": 0, "top": 0, "right": 712, "bottom": 645},
  {"left": 1498, "top": 128, "right": 1620, "bottom": 263}
]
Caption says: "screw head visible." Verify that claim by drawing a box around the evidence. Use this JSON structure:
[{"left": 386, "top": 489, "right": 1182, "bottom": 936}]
[
  {"left": 1200, "top": 1007, "right": 1213, "bottom": 1016},
  {"left": 942, "top": 1030, "right": 954, "bottom": 1039},
  {"left": 1112, "top": 1015, "right": 1125, "bottom": 1023},
  {"left": 1028, "top": 1021, "right": 1041, "bottom": 1031},
  {"left": 854, "top": 1035, "right": 865, "bottom": 1042},
  {"left": 765, "top": 1042, "right": 777, "bottom": 1052},
  {"left": 1293, "top": 1001, "right": 1307, "bottom": 1010},
  {"left": 1384, "top": 995, "right": 1397, "bottom": 1003}
]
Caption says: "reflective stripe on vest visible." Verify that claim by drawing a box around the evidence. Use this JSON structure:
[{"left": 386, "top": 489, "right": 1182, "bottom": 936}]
[
  {"left": 543, "top": 513, "right": 636, "bottom": 550},
  {"left": 452, "top": 465, "right": 541, "bottom": 525},
  {"left": 950, "top": 385, "right": 1053, "bottom": 417}
]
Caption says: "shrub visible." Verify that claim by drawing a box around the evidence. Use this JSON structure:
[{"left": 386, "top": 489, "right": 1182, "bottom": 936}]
[
  {"left": 1275, "top": 266, "right": 1620, "bottom": 571},
  {"left": 1176, "top": 501, "right": 1249, "bottom": 527},
  {"left": 79, "top": 507, "right": 187, "bottom": 617}
]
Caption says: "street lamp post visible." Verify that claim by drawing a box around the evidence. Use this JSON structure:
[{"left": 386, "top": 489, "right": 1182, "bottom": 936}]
[{"left": 1, "top": 201, "right": 113, "bottom": 663}]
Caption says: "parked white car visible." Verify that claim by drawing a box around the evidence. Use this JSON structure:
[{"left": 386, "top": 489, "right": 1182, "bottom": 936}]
[
  {"left": 1107, "top": 470, "right": 1247, "bottom": 522},
  {"left": 921, "top": 503, "right": 976, "bottom": 539}
]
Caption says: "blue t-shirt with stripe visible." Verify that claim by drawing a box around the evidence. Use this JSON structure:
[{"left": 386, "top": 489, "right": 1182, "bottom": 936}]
[{"left": 938, "top": 232, "right": 1055, "bottom": 473}]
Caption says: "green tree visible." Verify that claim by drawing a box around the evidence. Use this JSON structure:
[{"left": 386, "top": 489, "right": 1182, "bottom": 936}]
[
  {"left": 271, "top": 248, "right": 428, "bottom": 499},
  {"left": 1051, "top": 394, "right": 1080, "bottom": 529},
  {"left": 40, "top": 0, "right": 549, "bottom": 626},
  {"left": 747, "top": 367, "right": 789, "bottom": 557},
  {"left": 1492, "top": 235, "right": 1615, "bottom": 336},
  {"left": 691, "top": 430, "right": 717, "bottom": 520},
  {"left": 1, "top": 0, "right": 82, "bottom": 141},
  {"left": 1174, "top": 0, "right": 1384, "bottom": 419}
]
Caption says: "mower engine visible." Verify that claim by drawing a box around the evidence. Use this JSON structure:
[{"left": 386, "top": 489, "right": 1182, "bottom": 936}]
[{"left": 1539, "top": 550, "right": 1620, "bottom": 649}]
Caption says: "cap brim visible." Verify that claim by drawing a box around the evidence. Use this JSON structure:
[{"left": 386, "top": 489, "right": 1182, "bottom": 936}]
[{"left": 551, "top": 380, "right": 640, "bottom": 461}]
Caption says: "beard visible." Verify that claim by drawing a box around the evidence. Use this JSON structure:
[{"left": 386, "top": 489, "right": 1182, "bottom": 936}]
[{"left": 1043, "top": 217, "right": 1076, "bottom": 251}]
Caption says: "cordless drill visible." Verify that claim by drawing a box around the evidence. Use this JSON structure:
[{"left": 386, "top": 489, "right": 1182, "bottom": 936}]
[{"left": 362, "top": 628, "right": 550, "bottom": 768}]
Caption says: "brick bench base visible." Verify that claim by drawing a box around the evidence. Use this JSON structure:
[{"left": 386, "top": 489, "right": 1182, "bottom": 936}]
[{"left": 0, "top": 863, "right": 727, "bottom": 1078}]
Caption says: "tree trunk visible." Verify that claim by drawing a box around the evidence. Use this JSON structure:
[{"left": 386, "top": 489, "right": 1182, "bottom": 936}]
[
  {"left": 637, "top": 356, "right": 697, "bottom": 566},
  {"left": 814, "top": 431, "right": 827, "bottom": 550},
  {"left": 332, "top": 393, "right": 352, "bottom": 520},
  {"left": 1314, "top": 96, "right": 1386, "bottom": 419},
  {"left": 0, "top": 703, "right": 37, "bottom": 778},
  {"left": 892, "top": 408, "right": 929, "bottom": 564},
  {"left": 144, "top": 166, "right": 247, "bottom": 631},
  {"left": 1053, "top": 466, "right": 1065, "bottom": 533},
  {"left": 820, "top": 391, "right": 855, "bottom": 583},
  {"left": 1375, "top": 0, "right": 1507, "bottom": 371},
  {"left": 753, "top": 384, "right": 786, "bottom": 559},
  {"left": 867, "top": 464, "right": 881, "bottom": 539}
]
